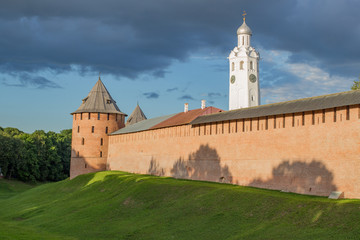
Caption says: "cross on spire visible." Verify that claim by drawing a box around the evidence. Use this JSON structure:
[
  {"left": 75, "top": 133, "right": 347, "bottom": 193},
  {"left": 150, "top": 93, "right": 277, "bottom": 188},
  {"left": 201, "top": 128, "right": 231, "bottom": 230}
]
[{"left": 242, "top": 10, "right": 247, "bottom": 21}]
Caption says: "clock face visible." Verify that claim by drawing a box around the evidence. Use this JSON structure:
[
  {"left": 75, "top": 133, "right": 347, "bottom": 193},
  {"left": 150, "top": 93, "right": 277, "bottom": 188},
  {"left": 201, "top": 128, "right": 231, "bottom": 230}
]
[
  {"left": 230, "top": 75, "right": 236, "bottom": 84},
  {"left": 249, "top": 74, "right": 257, "bottom": 83}
]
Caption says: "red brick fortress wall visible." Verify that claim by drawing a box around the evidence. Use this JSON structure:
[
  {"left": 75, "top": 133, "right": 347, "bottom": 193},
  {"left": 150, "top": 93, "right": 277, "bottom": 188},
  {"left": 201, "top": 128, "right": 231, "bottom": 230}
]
[
  {"left": 107, "top": 105, "right": 360, "bottom": 198},
  {"left": 70, "top": 112, "right": 125, "bottom": 179}
]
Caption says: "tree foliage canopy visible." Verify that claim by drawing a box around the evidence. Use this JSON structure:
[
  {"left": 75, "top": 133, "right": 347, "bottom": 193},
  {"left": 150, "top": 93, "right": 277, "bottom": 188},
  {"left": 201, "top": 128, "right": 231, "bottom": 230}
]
[
  {"left": 0, "top": 127, "right": 71, "bottom": 182},
  {"left": 351, "top": 76, "right": 360, "bottom": 90}
]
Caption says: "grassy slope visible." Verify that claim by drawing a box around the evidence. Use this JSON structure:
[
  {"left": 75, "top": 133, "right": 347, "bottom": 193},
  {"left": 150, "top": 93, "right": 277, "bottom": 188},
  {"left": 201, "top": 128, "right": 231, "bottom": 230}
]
[{"left": 0, "top": 171, "right": 359, "bottom": 240}]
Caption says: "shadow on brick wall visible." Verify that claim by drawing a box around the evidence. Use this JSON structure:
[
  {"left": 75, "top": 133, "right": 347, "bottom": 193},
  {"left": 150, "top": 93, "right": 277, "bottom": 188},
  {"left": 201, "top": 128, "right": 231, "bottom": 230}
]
[
  {"left": 249, "top": 160, "right": 337, "bottom": 196},
  {"left": 148, "top": 157, "right": 165, "bottom": 176},
  {"left": 170, "top": 144, "right": 233, "bottom": 183}
]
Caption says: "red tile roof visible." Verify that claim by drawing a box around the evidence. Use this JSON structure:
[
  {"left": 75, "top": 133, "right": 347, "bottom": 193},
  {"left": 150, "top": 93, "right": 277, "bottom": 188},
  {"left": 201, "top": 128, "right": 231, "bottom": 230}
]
[{"left": 150, "top": 106, "right": 222, "bottom": 130}]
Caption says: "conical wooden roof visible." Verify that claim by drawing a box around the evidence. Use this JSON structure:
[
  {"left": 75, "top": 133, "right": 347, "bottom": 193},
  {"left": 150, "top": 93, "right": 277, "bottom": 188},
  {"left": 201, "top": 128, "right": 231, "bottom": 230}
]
[
  {"left": 72, "top": 77, "right": 126, "bottom": 115},
  {"left": 126, "top": 104, "right": 147, "bottom": 126}
]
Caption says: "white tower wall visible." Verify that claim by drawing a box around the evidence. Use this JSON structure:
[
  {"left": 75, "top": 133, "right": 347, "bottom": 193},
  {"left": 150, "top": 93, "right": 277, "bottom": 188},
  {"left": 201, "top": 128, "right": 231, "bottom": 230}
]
[{"left": 229, "top": 19, "right": 260, "bottom": 110}]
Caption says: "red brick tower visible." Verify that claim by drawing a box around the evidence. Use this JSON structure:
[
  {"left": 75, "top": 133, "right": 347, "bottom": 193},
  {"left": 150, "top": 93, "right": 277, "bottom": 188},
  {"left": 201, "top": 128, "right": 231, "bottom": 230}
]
[{"left": 70, "top": 77, "right": 127, "bottom": 179}]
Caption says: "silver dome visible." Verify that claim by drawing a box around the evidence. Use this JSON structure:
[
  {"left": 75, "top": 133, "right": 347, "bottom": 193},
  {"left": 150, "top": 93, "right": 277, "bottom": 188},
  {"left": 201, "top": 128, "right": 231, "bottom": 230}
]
[{"left": 237, "top": 21, "right": 252, "bottom": 35}]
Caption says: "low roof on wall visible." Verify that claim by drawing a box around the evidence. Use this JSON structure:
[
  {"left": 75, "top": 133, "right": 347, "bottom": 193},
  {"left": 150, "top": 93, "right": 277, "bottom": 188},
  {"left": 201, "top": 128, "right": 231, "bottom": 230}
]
[
  {"left": 191, "top": 90, "right": 360, "bottom": 125},
  {"left": 110, "top": 113, "right": 178, "bottom": 135},
  {"left": 150, "top": 107, "right": 222, "bottom": 130}
]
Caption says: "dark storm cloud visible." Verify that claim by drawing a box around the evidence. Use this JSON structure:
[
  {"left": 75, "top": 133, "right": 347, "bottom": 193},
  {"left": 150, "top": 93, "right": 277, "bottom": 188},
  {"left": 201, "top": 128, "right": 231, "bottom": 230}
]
[
  {"left": 2, "top": 73, "right": 61, "bottom": 89},
  {"left": 143, "top": 92, "right": 159, "bottom": 99},
  {"left": 0, "top": 0, "right": 359, "bottom": 81},
  {"left": 178, "top": 95, "right": 195, "bottom": 101}
]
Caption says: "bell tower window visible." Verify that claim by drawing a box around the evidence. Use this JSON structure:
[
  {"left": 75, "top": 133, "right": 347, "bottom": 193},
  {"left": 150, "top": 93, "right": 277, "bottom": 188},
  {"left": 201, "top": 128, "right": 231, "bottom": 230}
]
[
  {"left": 250, "top": 61, "right": 253, "bottom": 70},
  {"left": 231, "top": 62, "right": 235, "bottom": 71},
  {"left": 240, "top": 61, "right": 244, "bottom": 70}
]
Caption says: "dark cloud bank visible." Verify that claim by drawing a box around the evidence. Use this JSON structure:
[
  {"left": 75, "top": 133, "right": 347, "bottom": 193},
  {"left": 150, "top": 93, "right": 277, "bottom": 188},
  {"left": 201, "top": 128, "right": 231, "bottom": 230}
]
[{"left": 0, "top": 0, "right": 359, "bottom": 88}]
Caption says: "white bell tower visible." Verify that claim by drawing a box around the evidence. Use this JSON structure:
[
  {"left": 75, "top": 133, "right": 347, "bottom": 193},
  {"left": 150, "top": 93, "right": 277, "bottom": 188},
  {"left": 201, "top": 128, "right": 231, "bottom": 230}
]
[{"left": 228, "top": 12, "right": 260, "bottom": 110}]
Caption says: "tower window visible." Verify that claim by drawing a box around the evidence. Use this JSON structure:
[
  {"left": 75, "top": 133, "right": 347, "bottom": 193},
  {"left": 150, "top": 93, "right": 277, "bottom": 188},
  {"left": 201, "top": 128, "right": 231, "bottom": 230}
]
[
  {"left": 250, "top": 61, "right": 253, "bottom": 70},
  {"left": 88, "top": 113, "right": 91, "bottom": 119},
  {"left": 107, "top": 113, "right": 110, "bottom": 120},
  {"left": 106, "top": 99, "right": 111, "bottom": 104},
  {"left": 240, "top": 61, "right": 244, "bottom": 70},
  {"left": 231, "top": 62, "right": 235, "bottom": 71},
  {"left": 242, "top": 36, "right": 244, "bottom": 45},
  {"left": 105, "top": 127, "right": 108, "bottom": 134},
  {"left": 77, "top": 126, "right": 80, "bottom": 133},
  {"left": 100, "top": 151, "right": 103, "bottom": 157},
  {"left": 82, "top": 138, "right": 85, "bottom": 145},
  {"left": 98, "top": 113, "right": 100, "bottom": 120},
  {"left": 100, "top": 138, "right": 103, "bottom": 146},
  {"left": 92, "top": 126, "right": 94, "bottom": 133},
  {"left": 80, "top": 113, "right": 83, "bottom": 120}
]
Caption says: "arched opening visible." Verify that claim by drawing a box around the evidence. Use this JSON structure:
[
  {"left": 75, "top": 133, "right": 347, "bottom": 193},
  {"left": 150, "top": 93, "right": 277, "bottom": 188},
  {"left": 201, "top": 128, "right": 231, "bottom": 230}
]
[
  {"left": 81, "top": 138, "right": 85, "bottom": 145},
  {"left": 100, "top": 138, "right": 103, "bottom": 146},
  {"left": 100, "top": 151, "right": 103, "bottom": 157},
  {"left": 242, "top": 36, "right": 244, "bottom": 45},
  {"left": 240, "top": 61, "right": 244, "bottom": 70},
  {"left": 250, "top": 61, "right": 253, "bottom": 70},
  {"left": 231, "top": 62, "right": 234, "bottom": 71},
  {"left": 91, "top": 126, "right": 94, "bottom": 133},
  {"left": 105, "top": 127, "right": 108, "bottom": 134}
]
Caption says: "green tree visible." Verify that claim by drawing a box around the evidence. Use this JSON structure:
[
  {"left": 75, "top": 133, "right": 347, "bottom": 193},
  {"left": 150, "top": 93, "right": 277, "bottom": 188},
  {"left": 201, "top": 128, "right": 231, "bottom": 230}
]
[
  {"left": 351, "top": 76, "right": 360, "bottom": 90},
  {"left": 0, "top": 127, "right": 72, "bottom": 182}
]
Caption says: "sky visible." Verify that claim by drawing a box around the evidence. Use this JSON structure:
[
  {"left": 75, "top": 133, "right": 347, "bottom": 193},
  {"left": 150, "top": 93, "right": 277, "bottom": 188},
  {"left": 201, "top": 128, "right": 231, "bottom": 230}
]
[{"left": 0, "top": 0, "right": 359, "bottom": 133}]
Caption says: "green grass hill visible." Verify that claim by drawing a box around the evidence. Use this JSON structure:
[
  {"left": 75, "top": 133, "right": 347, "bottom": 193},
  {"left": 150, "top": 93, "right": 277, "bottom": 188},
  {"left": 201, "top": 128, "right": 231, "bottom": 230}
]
[{"left": 0, "top": 171, "right": 359, "bottom": 239}]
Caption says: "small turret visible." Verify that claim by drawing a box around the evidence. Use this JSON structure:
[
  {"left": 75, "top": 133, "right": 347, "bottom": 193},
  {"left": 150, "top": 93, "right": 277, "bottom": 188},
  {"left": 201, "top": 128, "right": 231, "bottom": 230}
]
[
  {"left": 126, "top": 103, "right": 147, "bottom": 126},
  {"left": 70, "top": 77, "right": 127, "bottom": 179}
]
